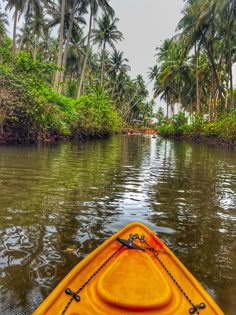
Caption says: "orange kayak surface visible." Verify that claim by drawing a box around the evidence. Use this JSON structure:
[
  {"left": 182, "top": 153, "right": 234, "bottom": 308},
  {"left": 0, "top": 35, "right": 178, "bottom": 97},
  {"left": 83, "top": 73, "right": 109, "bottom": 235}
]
[{"left": 33, "top": 222, "right": 224, "bottom": 315}]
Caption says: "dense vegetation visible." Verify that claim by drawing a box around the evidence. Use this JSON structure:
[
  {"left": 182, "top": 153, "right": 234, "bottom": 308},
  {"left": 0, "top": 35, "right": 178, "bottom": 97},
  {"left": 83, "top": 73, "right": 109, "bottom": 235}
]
[
  {"left": 0, "top": 0, "right": 152, "bottom": 143},
  {"left": 156, "top": 110, "right": 236, "bottom": 146},
  {"left": 0, "top": 41, "right": 122, "bottom": 143},
  {"left": 0, "top": 0, "right": 236, "bottom": 145},
  {"left": 148, "top": 0, "right": 236, "bottom": 144}
]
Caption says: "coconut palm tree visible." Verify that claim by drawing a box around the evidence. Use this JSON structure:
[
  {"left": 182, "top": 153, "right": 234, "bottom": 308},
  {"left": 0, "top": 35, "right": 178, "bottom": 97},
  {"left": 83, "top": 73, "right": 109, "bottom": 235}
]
[
  {"left": 48, "top": 0, "right": 87, "bottom": 92},
  {"left": 176, "top": 0, "right": 225, "bottom": 112},
  {"left": 219, "top": 0, "right": 236, "bottom": 109},
  {"left": 53, "top": 0, "right": 66, "bottom": 91},
  {"left": 107, "top": 50, "right": 130, "bottom": 97},
  {"left": 4, "top": 0, "right": 25, "bottom": 54},
  {"left": 77, "top": 0, "right": 114, "bottom": 97},
  {"left": 16, "top": 0, "right": 47, "bottom": 52},
  {"left": 0, "top": 6, "right": 8, "bottom": 41},
  {"left": 59, "top": 1, "right": 87, "bottom": 92},
  {"left": 92, "top": 13, "right": 123, "bottom": 86},
  {"left": 17, "top": 13, "right": 48, "bottom": 59},
  {"left": 148, "top": 65, "right": 159, "bottom": 82}
]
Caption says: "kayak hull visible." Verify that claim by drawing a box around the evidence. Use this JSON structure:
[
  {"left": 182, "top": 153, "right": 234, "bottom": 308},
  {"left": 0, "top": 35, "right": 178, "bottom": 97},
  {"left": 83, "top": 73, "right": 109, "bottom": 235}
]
[{"left": 33, "top": 222, "right": 224, "bottom": 315}]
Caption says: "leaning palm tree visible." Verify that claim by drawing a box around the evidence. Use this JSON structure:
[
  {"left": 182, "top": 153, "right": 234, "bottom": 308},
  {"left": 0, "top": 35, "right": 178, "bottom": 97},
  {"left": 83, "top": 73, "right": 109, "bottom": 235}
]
[
  {"left": 0, "top": 6, "right": 8, "bottom": 41},
  {"left": 92, "top": 14, "right": 123, "bottom": 86}
]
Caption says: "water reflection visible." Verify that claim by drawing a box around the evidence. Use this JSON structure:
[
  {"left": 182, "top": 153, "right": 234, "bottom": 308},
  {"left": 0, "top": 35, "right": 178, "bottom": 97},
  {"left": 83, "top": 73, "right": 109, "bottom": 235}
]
[{"left": 0, "top": 137, "right": 235, "bottom": 314}]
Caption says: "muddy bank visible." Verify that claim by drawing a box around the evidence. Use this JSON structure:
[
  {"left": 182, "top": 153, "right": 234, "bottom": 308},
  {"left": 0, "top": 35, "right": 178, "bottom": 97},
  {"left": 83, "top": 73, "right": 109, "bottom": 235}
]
[{"left": 161, "top": 133, "right": 236, "bottom": 148}]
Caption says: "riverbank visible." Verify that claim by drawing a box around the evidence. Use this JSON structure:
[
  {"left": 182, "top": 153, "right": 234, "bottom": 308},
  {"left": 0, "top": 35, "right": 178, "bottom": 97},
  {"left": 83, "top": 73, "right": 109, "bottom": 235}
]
[
  {"left": 155, "top": 112, "right": 236, "bottom": 148},
  {"left": 0, "top": 57, "right": 121, "bottom": 144}
]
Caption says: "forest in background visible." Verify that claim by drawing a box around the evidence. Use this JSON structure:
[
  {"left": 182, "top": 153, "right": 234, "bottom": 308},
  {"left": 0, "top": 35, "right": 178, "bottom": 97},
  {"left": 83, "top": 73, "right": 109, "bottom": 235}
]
[{"left": 0, "top": 0, "right": 235, "bottom": 145}]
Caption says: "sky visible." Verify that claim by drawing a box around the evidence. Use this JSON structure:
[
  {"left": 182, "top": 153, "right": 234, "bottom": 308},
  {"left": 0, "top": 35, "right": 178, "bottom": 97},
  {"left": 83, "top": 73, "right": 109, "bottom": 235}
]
[{"left": 109, "top": 0, "right": 185, "bottom": 103}]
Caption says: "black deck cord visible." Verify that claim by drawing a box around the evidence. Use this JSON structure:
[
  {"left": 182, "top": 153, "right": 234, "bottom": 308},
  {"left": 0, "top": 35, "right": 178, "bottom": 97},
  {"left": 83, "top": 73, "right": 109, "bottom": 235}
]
[
  {"left": 61, "top": 235, "right": 206, "bottom": 315},
  {"left": 144, "top": 244, "right": 206, "bottom": 314},
  {"left": 60, "top": 245, "right": 123, "bottom": 315}
]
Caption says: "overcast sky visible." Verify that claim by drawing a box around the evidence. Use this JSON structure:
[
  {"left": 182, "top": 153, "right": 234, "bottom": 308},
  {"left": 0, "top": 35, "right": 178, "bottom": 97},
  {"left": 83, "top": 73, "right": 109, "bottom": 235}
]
[{"left": 109, "top": 0, "right": 185, "bottom": 101}]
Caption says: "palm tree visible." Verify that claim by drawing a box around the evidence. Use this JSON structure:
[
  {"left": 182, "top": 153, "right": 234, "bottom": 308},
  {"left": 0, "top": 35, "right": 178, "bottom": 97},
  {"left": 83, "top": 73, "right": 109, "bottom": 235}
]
[
  {"left": 220, "top": 0, "right": 236, "bottom": 109},
  {"left": 77, "top": 0, "right": 114, "bottom": 97},
  {"left": 123, "top": 75, "right": 148, "bottom": 122},
  {"left": 17, "top": 0, "right": 47, "bottom": 52},
  {"left": 176, "top": 0, "right": 225, "bottom": 114},
  {"left": 108, "top": 50, "right": 130, "bottom": 97},
  {"left": 148, "top": 65, "right": 159, "bottom": 82},
  {"left": 17, "top": 13, "right": 48, "bottom": 59},
  {"left": 0, "top": 6, "right": 8, "bottom": 41},
  {"left": 48, "top": 0, "right": 87, "bottom": 92},
  {"left": 92, "top": 13, "right": 123, "bottom": 86},
  {"left": 53, "top": 0, "right": 66, "bottom": 91},
  {"left": 59, "top": 1, "right": 87, "bottom": 92},
  {"left": 4, "top": 0, "right": 25, "bottom": 54}
]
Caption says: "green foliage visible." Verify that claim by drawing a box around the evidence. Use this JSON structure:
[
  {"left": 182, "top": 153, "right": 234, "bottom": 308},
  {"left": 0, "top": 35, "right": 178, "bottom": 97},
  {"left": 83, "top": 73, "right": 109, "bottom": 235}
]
[
  {"left": 177, "top": 124, "right": 193, "bottom": 135},
  {"left": 156, "top": 107, "right": 166, "bottom": 125},
  {"left": 67, "top": 80, "right": 79, "bottom": 99},
  {"left": 75, "top": 89, "right": 121, "bottom": 134},
  {"left": 0, "top": 37, "right": 12, "bottom": 64},
  {"left": 171, "top": 112, "right": 187, "bottom": 128},
  {"left": 211, "top": 111, "right": 236, "bottom": 139},
  {"left": 14, "top": 52, "right": 56, "bottom": 86},
  {"left": 0, "top": 58, "right": 122, "bottom": 141},
  {"left": 157, "top": 124, "right": 175, "bottom": 137},
  {"left": 156, "top": 110, "right": 236, "bottom": 142},
  {"left": 190, "top": 113, "right": 208, "bottom": 134}
]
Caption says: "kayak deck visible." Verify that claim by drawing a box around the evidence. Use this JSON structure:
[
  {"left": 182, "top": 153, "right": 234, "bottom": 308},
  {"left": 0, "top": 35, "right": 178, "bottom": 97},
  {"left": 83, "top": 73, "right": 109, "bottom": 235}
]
[{"left": 33, "top": 222, "right": 224, "bottom": 315}]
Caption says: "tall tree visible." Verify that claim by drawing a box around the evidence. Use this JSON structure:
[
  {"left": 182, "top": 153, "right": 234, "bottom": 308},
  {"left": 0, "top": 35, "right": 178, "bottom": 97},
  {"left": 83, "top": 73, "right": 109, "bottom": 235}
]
[
  {"left": 48, "top": 0, "right": 87, "bottom": 92},
  {"left": 108, "top": 50, "right": 130, "bottom": 97},
  {"left": 4, "top": 0, "right": 25, "bottom": 54},
  {"left": 77, "top": 0, "right": 114, "bottom": 97},
  {"left": 92, "top": 13, "right": 123, "bottom": 86},
  {"left": 0, "top": 6, "right": 8, "bottom": 41},
  {"left": 53, "top": 0, "right": 66, "bottom": 91}
]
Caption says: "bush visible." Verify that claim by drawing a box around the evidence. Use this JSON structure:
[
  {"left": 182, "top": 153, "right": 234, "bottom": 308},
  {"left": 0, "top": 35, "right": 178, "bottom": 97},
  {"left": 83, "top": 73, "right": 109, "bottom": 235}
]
[
  {"left": 14, "top": 51, "right": 56, "bottom": 86},
  {"left": 75, "top": 90, "right": 121, "bottom": 134},
  {"left": 171, "top": 112, "right": 187, "bottom": 128}
]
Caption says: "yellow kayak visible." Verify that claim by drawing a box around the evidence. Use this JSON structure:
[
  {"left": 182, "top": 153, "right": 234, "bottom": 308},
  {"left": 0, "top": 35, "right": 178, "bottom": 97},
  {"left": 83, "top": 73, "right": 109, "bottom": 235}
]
[{"left": 33, "top": 222, "right": 224, "bottom": 315}]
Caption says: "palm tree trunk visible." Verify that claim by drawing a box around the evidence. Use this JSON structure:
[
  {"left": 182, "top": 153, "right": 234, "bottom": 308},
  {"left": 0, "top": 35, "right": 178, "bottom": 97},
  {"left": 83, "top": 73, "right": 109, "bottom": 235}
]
[
  {"left": 33, "top": 42, "right": 38, "bottom": 60},
  {"left": 224, "top": 71, "right": 229, "bottom": 111},
  {"left": 18, "top": 22, "right": 27, "bottom": 51},
  {"left": 78, "top": 5, "right": 93, "bottom": 98},
  {"left": 195, "top": 43, "right": 200, "bottom": 113},
  {"left": 227, "top": 27, "right": 234, "bottom": 110},
  {"left": 201, "top": 30, "right": 224, "bottom": 105},
  {"left": 12, "top": 10, "right": 18, "bottom": 55},
  {"left": 100, "top": 41, "right": 106, "bottom": 86},
  {"left": 53, "top": 0, "right": 66, "bottom": 91},
  {"left": 178, "top": 94, "right": 182, "bottom": 111},
  {"left": 58, "top": 1, "right": 77, "bottom": 94},
  {"left": 111, "top": 74, "right": 117, "bottom": 98}
]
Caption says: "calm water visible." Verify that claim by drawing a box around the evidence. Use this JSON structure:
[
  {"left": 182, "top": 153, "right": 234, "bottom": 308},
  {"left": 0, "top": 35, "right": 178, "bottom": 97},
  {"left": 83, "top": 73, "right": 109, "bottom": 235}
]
[{"left": 0, "top": 136, "right": 235, "bottom": 314}]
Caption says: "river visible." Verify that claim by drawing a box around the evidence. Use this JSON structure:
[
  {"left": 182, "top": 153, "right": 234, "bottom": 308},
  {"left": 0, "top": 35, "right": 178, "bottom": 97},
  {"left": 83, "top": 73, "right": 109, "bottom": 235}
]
[{"left": 0, "top": 136, "right": 235, "bottom": 314}]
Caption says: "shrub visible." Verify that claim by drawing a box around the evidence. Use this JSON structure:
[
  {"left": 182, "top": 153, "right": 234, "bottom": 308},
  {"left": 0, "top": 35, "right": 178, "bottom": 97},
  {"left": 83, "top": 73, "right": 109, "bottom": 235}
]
[{"left": 75, "top": 91, "right": 121, "bottom": 134}]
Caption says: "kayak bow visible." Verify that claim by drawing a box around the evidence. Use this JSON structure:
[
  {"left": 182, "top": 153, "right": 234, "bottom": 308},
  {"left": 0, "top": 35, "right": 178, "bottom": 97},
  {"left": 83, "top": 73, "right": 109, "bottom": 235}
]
[{"left": 33, "top": 222, "right": 224, "bottom": 315}]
